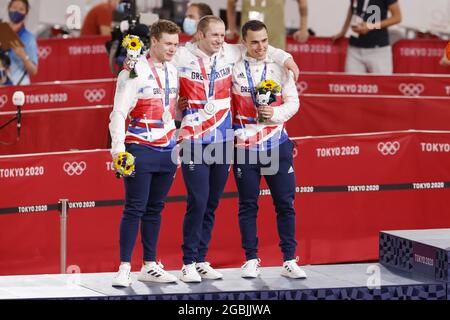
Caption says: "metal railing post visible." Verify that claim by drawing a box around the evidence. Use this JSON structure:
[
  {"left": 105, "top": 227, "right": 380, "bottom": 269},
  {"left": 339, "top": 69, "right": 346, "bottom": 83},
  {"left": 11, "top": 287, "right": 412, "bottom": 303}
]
[{"left": 58, "top": 199, "right": 69, "bottom": 274}]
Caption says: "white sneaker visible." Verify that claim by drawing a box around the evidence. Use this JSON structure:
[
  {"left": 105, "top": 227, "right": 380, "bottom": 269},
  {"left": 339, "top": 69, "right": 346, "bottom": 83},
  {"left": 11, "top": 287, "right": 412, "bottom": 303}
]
[
  {"left": 241, "top": 258, "right": 261, "bottom": 278},
  {"left": 112, "top": 263, "right": 132, "bottom": 287},
  {"left": 281, "top": 257, "right": 307, "bottom": 279},
  {"left": 196, "top": 262, "right": 223, "bottom": 280},
  {"left": 138, "top": 261, "right": 177, "bottom": 283},
  {"left": 180, "top": 263, "right": 202, "bottom": 283}
]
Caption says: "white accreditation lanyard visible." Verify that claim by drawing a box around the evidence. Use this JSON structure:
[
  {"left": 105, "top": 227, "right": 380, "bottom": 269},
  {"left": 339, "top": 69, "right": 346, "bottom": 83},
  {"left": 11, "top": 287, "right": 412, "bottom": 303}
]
[
  {"left": 148, "top": 57, "right": 172, "bottom": 124},
  {"left": 244, "top": 60, "right": 267, "bottom": 111},
  {"left": 249, "top": 0, "right": 266, "bottom": 22},
  {"left": 198, "top": 56, "right": 218, "bottom": 115},
  {"left": 352, "top": 0, "right": 370, "bottom": 19},
  {"left": 243, "top": 60, "right": 268, "bottom": 149},
  {"left": 350, "top": 0, "right": 370, "bottom": 37}
]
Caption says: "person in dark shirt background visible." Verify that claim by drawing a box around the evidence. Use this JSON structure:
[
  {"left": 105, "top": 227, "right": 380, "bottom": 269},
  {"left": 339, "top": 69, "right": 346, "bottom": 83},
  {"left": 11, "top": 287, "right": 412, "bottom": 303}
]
[{"left": 333, "top": 0, "right": 402, "bottom": 74}]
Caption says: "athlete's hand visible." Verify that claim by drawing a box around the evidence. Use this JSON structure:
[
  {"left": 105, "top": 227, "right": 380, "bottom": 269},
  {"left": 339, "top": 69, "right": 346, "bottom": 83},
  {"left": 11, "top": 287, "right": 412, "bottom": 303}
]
[
  {"left": 258, "top": 105, "right": 274, "bottom": 120},
  {"left": 122, "top": 57, "right": 132, "bottom": 71},
  {"left": 177, "top": 96, "right": 189, "bottom": 110}
]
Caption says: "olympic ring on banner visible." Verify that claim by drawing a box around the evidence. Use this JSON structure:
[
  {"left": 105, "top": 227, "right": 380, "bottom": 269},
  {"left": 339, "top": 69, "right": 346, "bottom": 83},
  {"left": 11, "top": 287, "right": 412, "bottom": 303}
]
[
  {"left": 377, "top": 141, "right": 400, "bottom": 156},
  {"left": 63, "top": 161, "right": 87, "bottom": 176},
  {"left": 0, "top": 94, "right": 8, "bottom": 109},
  {"left": 398, "top": 83, "right": 424, "bottom": 96},
  {"left": 38, "top": 46, "right": 52, "bottom": 59},
  {"left": 296, "top": 81, "right": 308, "bottom": 95},
  {"left": 83, "top": 89, "right": 106, "bottom": 103},
  {"left": 292, "top": 147, "right": 298, "bottom": 158}
]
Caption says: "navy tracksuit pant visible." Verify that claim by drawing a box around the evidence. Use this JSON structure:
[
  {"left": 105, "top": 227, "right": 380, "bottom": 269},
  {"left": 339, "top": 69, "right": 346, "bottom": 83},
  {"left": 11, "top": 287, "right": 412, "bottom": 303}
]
[
  {"left": 119, "top": 143, "right": 177, "bottom": 262},
  {"left": 233, "top": 139, "right": 297, "bottom": 262},
  {"left": 180, "top": 141, "right": 233, "bottom": 265}
]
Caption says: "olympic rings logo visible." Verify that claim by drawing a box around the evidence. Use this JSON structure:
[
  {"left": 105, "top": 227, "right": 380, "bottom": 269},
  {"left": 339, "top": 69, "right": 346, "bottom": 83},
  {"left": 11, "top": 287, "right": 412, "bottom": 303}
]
[
  {"left": 296, "top": 81, "right": 308, "bottom": 95},
  {"left": 63, "top": 161, "right": 87, "bottom": 176},
  {"left": 398, "top": 83, "right": 424, "bottom": 96},
  {"left": 377, "top": 141, "right": 400, "bottom": 156},
  {"left": 83, "top": 89, "right": 106, "bottom": 103},
  {"left": 0, "top": 94, "right": 8, "bottom": 109},
  {"left": 38, "top": 46, "right": 52, "bottom": 60}
]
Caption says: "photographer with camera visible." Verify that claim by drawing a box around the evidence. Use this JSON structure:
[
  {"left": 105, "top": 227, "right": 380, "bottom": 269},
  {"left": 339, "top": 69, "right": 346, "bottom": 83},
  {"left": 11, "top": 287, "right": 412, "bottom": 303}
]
[
  {"left": 0, "top": 50, "right": 13, "bottom": 86},
  {"left": 105, "top": 0, "right": 150, "bottom": 74}
]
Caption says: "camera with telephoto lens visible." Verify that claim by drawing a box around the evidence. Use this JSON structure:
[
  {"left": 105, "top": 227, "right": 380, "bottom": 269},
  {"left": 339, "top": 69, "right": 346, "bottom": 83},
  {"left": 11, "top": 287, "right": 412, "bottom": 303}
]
[
  {"left": 0, "top": 49, "right": 11, "bottom": 84},
  {"left": 105, "top": 0, "right": 150, "bottom": 74},
  {"left": 0, "top": 49, "right": 11, "bottom": 69}
]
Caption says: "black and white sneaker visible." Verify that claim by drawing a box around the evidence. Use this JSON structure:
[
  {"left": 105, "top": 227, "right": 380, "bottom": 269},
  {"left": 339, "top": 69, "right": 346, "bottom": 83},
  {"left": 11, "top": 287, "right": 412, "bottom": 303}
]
[
  {"left": 138, "top": 261, "right": 177, "bottom": 283},
  {"left": 196, "top": 262, "right": 223, "bottom": 280},
  {"left": 281, "top": 257, "right": 307, "bottom": 279},
  {"left": 180, "top": 263, "right": 202, "bottom": 283},
  {"left": 112, "top": 263, "right": 132, "bottom": 287},
  {"left": 241, "top": 258, "right": 261, "bottom": 278}
]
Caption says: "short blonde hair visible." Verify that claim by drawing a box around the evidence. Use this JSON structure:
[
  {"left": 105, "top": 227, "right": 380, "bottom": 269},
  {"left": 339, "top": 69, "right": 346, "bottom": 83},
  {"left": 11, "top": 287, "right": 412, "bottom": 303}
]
[{"left": 197, "top": 15, "right": 224, "bottom": 34}]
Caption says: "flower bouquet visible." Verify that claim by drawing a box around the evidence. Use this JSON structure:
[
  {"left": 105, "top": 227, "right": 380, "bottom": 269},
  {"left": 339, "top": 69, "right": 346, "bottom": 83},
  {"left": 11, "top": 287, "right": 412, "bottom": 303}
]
[
  {"left": 113, "top": 151, "right": 136, "bottom": 178},
  {"left": 254, "top": 79, "right": 281, "bottom": 123},
  {"left": 121, "top": 34, "right": 144, "bottom": 78}
]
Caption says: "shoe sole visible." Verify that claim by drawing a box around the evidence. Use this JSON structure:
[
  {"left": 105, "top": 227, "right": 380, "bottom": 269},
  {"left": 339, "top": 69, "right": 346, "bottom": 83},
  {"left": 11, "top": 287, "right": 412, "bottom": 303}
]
[
  {"left": 241, "top": 272, "right": 261, "bottom": 278},
  {"left": 180, "top": 277, "right": 202, "bottom": 283},
  {"left": 112, "top": 282, "right": 132, "bottom": 287},
  {"left": 281, "top": 272, "right": 307, "bottom": 279},
  {"left": 198, "top": 274, "right": 223, "bottom": 280},
  {"left": 138, "top": 275, "right": 177, "bottom": 283}
]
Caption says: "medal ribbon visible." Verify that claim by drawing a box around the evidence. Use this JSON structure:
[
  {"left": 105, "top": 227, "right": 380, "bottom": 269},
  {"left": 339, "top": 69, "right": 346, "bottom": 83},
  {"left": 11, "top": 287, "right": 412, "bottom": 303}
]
[
  {"left": 148, "top": 57, "right": 170, "bottom": 113},
  {"left": 244, "top": 60, "right": 267, "bottom": 109},
  {"left": 198, "top": 56, "right": 218, "bottom": 102}
]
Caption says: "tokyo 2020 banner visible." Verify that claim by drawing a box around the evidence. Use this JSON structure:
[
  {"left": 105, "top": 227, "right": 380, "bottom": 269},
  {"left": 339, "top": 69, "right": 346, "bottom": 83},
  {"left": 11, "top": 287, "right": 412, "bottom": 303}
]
[{"left": 1, "top": 130, "right": 449, "bottom": 275}]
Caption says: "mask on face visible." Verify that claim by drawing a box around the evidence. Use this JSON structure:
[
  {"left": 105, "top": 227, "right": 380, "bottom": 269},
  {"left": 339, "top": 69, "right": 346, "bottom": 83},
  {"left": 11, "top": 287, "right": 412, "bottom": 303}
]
[
  {"left": 183, "top": 18, "right": 197, "bottom": 36},
  {"left": 8, "top": 11, "right": 26, "bottom": 24}
]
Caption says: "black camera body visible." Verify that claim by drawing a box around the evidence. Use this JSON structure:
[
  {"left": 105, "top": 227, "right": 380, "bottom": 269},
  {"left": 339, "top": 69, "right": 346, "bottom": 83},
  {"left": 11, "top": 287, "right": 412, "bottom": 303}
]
[
  {"left": 0, "top": 49, "right": 11, "bottom": 69},
  {"left": 106, "top": 0, "right": 150, "bottom": 74}
]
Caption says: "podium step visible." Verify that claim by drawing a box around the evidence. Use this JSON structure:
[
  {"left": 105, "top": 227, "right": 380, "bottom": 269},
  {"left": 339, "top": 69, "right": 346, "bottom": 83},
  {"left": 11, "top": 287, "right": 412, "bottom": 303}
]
[
  {"left": 0, "top": 263, "right": 446, "bottom": 300},
  {"left": 380, "top": 229, "right": 450, "bottom": 282}
]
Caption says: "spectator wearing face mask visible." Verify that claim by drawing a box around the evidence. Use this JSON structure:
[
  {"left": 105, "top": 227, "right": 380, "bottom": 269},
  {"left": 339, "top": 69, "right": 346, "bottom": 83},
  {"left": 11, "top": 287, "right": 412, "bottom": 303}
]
[
  {"left": 182, "top": 2, "right": 213, "bottom": 42},
  {"left": 7, "top": 0, "right": 38, "bottom": 86}
]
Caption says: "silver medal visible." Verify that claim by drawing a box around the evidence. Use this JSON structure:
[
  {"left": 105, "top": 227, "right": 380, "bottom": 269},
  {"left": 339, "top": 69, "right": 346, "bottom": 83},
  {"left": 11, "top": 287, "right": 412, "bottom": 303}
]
[
  {"left": 162, "top": 110, "right": 172, "bottom": 124},
  {"left": 204, "top": 102, "right": 216, "bottom": 115}
]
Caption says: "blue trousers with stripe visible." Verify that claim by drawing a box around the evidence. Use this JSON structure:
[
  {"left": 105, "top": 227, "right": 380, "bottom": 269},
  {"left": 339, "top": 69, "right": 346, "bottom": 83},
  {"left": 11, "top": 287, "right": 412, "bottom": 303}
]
[
  {"left": 180, "top": 141, "right": 232, "bottom": 265},
  {"left": 233, "top": 139, "right": 297, "bottom": 262},
  {"left": 119, "top": 143, "right": 177, "bottom": 263}
]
